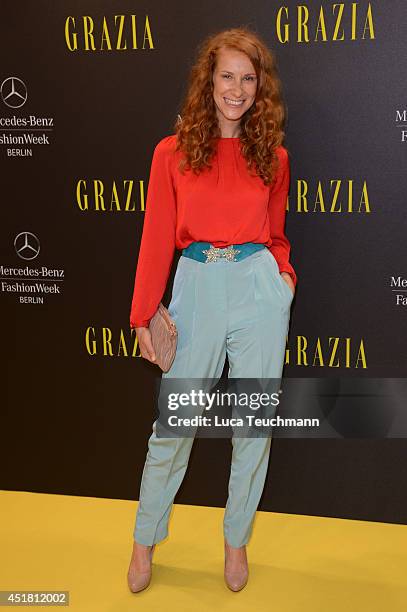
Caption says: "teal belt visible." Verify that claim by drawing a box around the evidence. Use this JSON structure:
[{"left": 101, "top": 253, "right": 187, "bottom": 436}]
[{"left": 182, "top": 241, "right": 266, "bottom": 263}]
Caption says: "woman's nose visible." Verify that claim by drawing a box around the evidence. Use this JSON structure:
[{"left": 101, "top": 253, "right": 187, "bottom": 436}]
[{"left": 230, "top": 82, "right": 243, "bottom": 97}]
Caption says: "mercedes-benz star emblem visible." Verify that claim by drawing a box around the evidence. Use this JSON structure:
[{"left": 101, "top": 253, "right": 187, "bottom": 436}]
[
  {"left": 14, "top": 232, "right": 40, "bottom": 260},
  {"left": 1, "top": 77, "right": 28, "bottom": 108}
]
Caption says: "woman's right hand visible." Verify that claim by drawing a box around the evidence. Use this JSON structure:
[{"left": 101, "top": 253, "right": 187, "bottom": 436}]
[{"left": 135, "top": 326, "right": 157, "bottom": 363}]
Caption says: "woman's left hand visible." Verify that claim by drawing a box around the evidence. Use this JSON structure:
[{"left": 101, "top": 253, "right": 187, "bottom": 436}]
[{"left": 280, "top": 272, "right": 295, "bottom": 297}]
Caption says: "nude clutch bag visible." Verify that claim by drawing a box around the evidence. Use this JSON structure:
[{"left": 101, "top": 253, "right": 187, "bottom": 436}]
[{"left": 148, "top": 302, "right": 178, "bottom": 372}]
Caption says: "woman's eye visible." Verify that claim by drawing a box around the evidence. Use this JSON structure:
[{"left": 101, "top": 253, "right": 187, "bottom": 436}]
[{"left": 222, "top": 74, "right": 256, "bottom": 81}]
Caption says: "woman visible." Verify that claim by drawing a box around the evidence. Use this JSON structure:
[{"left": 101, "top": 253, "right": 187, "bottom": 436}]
[{"left": 127, "top": 26, "right": 297, "bottom": 593}]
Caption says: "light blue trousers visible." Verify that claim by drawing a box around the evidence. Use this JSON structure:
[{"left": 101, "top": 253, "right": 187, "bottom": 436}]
[{"left": 133, "top": 246, "right": 294, "bottom": 547}]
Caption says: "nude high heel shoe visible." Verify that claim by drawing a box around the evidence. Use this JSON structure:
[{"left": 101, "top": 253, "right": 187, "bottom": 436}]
[
  {"left": 127, "top": 543, "right": 156, "bottom": 593},
  {"left": 224, "top": 538, "right": 249, "bottom": 592}
]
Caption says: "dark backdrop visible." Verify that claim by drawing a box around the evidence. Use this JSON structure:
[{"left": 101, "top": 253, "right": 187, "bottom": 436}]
[{"left": 2, "top": 0, "right": 407, "bottom": 525}]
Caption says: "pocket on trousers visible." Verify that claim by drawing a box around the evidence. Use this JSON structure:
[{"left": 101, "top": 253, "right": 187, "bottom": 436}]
[
  {"left": 264, "top": 251, "right": 294, "bottom": 306},
  {"left": 168, "top": 258, "right": 188, "bottom": 319},
  {"left": 279, "top": 271, "right": 294, "bottom": 303}
]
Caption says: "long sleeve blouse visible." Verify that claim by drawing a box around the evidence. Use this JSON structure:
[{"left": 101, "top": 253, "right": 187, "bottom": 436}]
[{"left": 130, "top": 134, "right": 297, "bottom": 328}]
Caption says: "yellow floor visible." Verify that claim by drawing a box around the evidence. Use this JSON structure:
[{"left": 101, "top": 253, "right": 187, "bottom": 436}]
[{"left": 1, "top": 490, "right": 406, "bottom": 611}]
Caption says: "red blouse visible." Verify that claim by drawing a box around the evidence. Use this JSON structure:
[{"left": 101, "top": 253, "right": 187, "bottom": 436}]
[{"left": 130, "top": 135, "right": 297, "bottom": 328}]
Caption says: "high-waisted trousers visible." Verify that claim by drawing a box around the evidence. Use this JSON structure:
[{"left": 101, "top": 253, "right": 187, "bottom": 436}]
[{"left": 133, "top": 245, "right": 294, "bottom": 548}]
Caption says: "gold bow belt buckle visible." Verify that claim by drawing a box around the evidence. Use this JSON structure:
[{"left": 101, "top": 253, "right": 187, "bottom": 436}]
[{"left": 202, "top": 244, "right": 241, "bottom": 263}]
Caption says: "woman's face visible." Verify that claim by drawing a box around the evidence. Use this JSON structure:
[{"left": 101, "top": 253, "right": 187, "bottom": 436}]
[{"left": 212, "top": 47, "right": 258, "bottom": 133}]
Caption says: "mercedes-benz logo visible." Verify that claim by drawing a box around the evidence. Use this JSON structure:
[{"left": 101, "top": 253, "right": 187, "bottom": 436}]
[
  {"left": 1, "top": 77, "right": 28, "bottom": 109},
  {"left": 14, "top": 232, "right": 40, "bottom": 260}
]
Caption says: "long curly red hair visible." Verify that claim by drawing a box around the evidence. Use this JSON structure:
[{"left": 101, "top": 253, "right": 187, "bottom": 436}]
[{"left": 173, "top": 27, "right": 288, "bottom": 186}]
